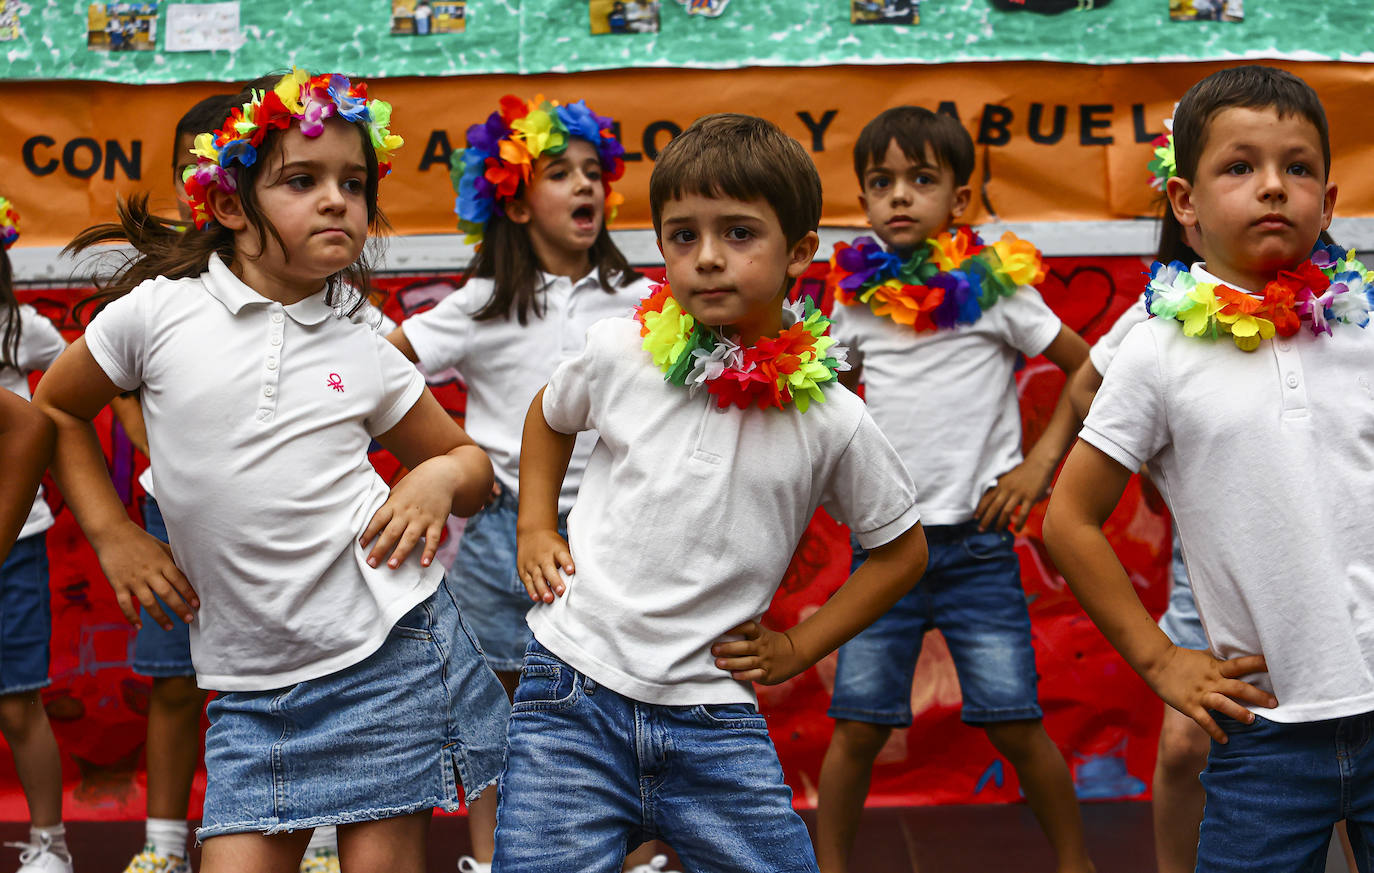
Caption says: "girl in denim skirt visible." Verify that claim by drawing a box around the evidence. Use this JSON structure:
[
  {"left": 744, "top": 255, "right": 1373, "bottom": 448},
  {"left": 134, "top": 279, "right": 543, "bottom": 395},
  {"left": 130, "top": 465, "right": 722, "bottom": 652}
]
[{"left": 35, "top": 71, "right": 509, "bottom": 873}]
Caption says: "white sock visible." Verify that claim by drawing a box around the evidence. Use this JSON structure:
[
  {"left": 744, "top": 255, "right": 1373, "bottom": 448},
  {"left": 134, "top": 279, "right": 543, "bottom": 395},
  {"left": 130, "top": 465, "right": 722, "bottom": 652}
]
[
  {"left": 145, "top": 818, "right": 189, "bottom": 859},
  {"left": 31, "top": 824, "right": 69, "bottom": 860},
  {"left": 305, "top": 825, "right": 338, "bottom": 852}
]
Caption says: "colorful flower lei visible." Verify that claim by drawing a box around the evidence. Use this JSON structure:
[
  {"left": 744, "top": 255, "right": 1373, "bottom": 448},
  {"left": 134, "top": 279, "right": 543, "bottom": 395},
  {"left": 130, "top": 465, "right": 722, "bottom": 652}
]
[
  {"left": 1147, "top": 106, "right": 1178, "bottom": 192},
  {"left": 827, "top": 227, "right": 1045, "bottom": 333},
  {"left": 633, "top": 284, "right": 849, "bottom": 413},
  {"left": 0, "top": 197, "right": 18, "bottom": 250},
  {"left": 450, "top": 95, "right": 626, "bottom": 246},
  {"left": 182, "top": 68, "right": 404, "bottom": 230},
  {"left": 1144, "top": 243, "right": 1374, "bottom": 351}
]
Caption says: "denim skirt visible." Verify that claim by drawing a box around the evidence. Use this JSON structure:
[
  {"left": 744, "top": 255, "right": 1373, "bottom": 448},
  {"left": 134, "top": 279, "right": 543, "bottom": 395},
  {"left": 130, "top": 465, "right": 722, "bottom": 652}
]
[{"left": 197, "top": 579, "right": 510, "bottom": 840}]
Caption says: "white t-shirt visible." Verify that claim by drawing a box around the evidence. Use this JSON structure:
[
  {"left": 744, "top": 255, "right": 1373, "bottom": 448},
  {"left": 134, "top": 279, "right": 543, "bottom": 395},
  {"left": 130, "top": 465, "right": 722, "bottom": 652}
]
[
  {"left": 400, "top": 270, "right": 648, "bottom": 514},
  {"left": 829, "top": 286, "right": 1062, "bottom": 525},
  {"left": 1088, "top": 294, "right": 1149, "bottom": 376},
  {"left": 0, "top": 305, "right": 67, "bottom": 540},
  {"left": 1081, "top": 265, "right": 1374, "bottom": 723},
  {"left": 85, "top": 256, "right": 439, "bottom": 691},
  {"left": 530, "top": 316, "right": 922, "bottom": 706}
]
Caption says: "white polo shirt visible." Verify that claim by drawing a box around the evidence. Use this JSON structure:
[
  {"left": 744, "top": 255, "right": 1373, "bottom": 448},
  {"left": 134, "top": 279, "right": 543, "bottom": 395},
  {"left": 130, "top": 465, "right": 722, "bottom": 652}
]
[
  {"left": 1082, "top": 265, "right": 1374, "bottom": 722},
  {"left": 529, "top": 316, "right": 922, "bottom": 706},
  {"left": 1088, "top": 294, "right": 1149, "bottom": 376},
  {"left": 829, "top": 285, "right": 1062, "bottom": 525},
  {"left": 85, "top": 255, "right": 440, "bottom": 691},
  {"left": 400, "top": 270, "right": 649, "bottom": 514},
  {"left": 0, "top": 305, "right": 67, "bottom": 540}
]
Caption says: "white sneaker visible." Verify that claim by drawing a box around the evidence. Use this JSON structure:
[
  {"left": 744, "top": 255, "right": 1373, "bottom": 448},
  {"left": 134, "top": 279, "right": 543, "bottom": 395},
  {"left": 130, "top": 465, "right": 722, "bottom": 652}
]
[
  {"left": 8, "top": 833, "right": 73, "bottom": 873},
  {"left": 456, "top": 858, "right": 491, "bottom": 873},
  {"left": 626, "top": 855, "right": 680, "bottom": 873}
]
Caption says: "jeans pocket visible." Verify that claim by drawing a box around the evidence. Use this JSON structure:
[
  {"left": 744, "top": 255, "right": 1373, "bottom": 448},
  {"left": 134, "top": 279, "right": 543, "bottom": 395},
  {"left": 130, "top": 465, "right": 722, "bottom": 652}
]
[
  {"left": 694, "top": 703, "right": 769, "bottom": 731},
  {"left": 962, "top": 530, "right": 1014, "bottom": 561},
  {"left": 392, "top": 598, "right": 435, "bottom": 641},
  {"left": 1212, "top": 711, "right": 1267, "bottom": 737},
  {"left": 512, "top": 661, "right": 578, "bottom": 713}
]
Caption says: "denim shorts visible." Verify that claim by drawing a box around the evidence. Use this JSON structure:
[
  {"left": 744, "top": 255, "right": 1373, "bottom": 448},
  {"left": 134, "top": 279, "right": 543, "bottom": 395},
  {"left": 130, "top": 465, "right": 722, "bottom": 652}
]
[
  {"left": 197, "top": 579, "right": 510, "bottom": 841},
  {"left": 448, "top": 489, "right": 568, "bottom": 673},
  {"left": 0, "top": 532, "right": 51, "bottom": 696},
  {"left": 829, "top": 523, "right": 1042, "bottom": 726},
  {"left": 1196, "top": 710, "right": 1374, "bottom": 872},
  {"left": 1158, "top": 529, "right": 1209, "bottom": 652},
  {"left": 131, "top": 498, "right": 196, "bottom": 678},
  {"left": 491, "top": 639, "right": 819, "bottom": 873}
]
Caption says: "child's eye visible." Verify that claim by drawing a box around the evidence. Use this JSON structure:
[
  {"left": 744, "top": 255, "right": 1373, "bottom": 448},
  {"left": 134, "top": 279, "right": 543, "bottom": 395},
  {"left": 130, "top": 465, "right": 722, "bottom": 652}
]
[
  {"left": 287, "top": 175, "right": 314, "bottom": 190},
  {"left": 547, "top": 169, "right": 568, "bottom": 181},
  {"left": 586, "top": 169, "right": 603, "bottom": 182},
  {"left": 914, "top": 174, "right": 934, "bottom": 186},
  {"left": 668, "top": 229, "right": 696, "bottom": 244},
  {"left": 867, "top": 176, "right": 891, "bottom": 190},
  {"left": 725, "top": 227, "right": 753, "bottom": 241},
  {"left": 342, "top": 178, "right": 366, "bottom": 195},
  {"left": 1288, "top": 163, "right": 1311, "bottom": 177},
  {"left": 1225, "top": 162, "right": 1251, "bottom": 176}
]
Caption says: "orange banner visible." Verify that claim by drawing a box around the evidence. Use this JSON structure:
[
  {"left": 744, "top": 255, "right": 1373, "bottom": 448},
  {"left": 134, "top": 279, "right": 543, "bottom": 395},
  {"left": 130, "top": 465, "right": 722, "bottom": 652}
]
[{"left": 4, "top": 61, "right": 1374, "bottom": 247}]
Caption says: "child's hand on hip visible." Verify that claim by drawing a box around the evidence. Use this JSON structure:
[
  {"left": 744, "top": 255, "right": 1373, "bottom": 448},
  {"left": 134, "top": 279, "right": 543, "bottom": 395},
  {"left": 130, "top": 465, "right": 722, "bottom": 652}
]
[
  {"left": 976, "top": 458, "right": 1054, "bottom": 531},
  {"left": 712, "top": 621, "right": 806, "bottom": 685},
  {"left": 517, "top": 528, "right": 573, "bottom": 603},
  {"left": 95, "top": 521, "right": 198, "bottom": 630},
  {"left": 1145, "top": 645, "right": 1275, "bottom": 743},
  {"left": 361, "top": 458, "right": 456, "bottom": 570}
]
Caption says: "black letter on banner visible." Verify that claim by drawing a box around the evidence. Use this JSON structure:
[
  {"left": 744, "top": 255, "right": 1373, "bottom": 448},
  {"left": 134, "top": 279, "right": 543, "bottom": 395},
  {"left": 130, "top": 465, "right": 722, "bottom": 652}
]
[
  {"left": 64, "top": 138, "right": 102, "bottom": 179},
  {"left": 418, "top": 130, "right": 452, "bottom": 171},
  {"left": 977, "top": 105, "right": 1012, "bottom": 146},
  {"left": 23, "top": 136, "right": 58, "bottom": 176},
  {"left": 1028, "top": 104, "right": 1067, "bottom": 145},
  {"left": 1133, "top": 104, "right": 1163, "bottom": 143},
  {"left": 104, "top": 140, "right": 141, "bottom": 180},
  {"left": 643, "top": 121, "right": 682, "bottom": 161},
  {"left": 797, "top": 110, "right": 838, "bottom": 152},
  {"left": 937, "top": 101, "right": 961, "bottom": 122},
  {"left": 613, "top": 122, "right": 643, "bottom": 162},
  {"left": 1080, "top": 105, "right": 1114, "bottom": 146}
]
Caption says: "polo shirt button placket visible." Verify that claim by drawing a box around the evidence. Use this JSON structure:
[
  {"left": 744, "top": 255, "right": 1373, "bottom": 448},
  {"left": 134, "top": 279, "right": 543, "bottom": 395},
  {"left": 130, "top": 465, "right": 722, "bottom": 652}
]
[{"left": 259, "top": 305, "right": 285, "bottom": 424}]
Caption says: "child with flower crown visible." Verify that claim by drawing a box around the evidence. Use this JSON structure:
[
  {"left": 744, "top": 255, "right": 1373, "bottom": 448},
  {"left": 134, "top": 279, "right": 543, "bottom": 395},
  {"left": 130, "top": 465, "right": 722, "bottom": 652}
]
[
  {"left": 385, "top": 93, "right": 655, "bottom": 873},
  {"left": 814, "top": 105, "right": 1093, "bottom": 873},
  {"left": 1044, "top": 65, "right": 1374, "bottom": 871},
  {"left": 0, "top": 197, "right": 75, "bottom": 873},
  {"left": 33, "top": 69, "right": 509, "bottom": 873},
  {"left": 496, "top": 113, "right": 928, "bottom": 873}
]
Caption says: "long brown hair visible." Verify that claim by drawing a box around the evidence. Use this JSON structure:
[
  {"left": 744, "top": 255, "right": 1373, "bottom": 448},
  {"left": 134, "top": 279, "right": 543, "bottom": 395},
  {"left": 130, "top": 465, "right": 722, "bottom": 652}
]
[
  {"left": 71, "top": 90, "right": 386, "bottom": 323},
  {"left": 0, "top": 247, "right": 19, "bottom": 371}
]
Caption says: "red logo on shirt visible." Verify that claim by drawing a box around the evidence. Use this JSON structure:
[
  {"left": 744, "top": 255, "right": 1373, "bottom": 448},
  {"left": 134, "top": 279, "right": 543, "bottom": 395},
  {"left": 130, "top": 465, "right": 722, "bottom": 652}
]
[{"left": 327, "top": 373, "right": 345, "bottom": 392}]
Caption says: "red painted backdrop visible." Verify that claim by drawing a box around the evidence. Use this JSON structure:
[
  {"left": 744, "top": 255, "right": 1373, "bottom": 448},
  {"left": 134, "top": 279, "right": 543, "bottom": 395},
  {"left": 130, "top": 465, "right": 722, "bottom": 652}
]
[{"left": 5, "top": 253, "right": 1170, "bottom": 820}]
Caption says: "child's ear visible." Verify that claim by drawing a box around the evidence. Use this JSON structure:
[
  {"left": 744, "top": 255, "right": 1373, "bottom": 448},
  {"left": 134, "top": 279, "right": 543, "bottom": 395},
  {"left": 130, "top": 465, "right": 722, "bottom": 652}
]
[
  {"left": 949, "top": 184, "right": 972, "bottom": 221},
  {"left": 786, "top": 230, "right": 821, "bottom": 279},
  {"left": 1166, "top": 176, "right": 1198, "bottom": 228},
  {"left": 857, "top": 192, "right": 869, "bottom": 215},
  {"left": 1321, "top": 180, "right": 1338, "bottom": 231},
  {"left": 207, "top": 187, "right": 248, "bottom": 231},
  {"left": 505, "top": 198, "right": 532, "bottom": 225}
]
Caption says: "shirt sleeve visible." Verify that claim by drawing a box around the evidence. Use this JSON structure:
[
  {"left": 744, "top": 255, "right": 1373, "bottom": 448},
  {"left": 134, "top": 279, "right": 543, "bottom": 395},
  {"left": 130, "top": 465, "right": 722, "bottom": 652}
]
[
  {"left": 1088, "top": 294, "right": 1150, "bottom": 376},
  {"left": 1080, "top": 322, "right": 1169, "bottom": 472},
  {"left": 18, "top": 307, "right": 67, "bottom": 372},
  {"left": 821, "top": 409, "right": 922, "bottom": 549},
  {"left": 397, "top": 282, "right": 478, "bottom": 374},
  {"left": 997, "top": 286, "right": 1064, "bottom": 358},
  {"left": 366, "top": 331, "right": 426, "bottom": 437},
  {"left": 83, "top": 286, "right": 150, "bottom": 392},
  {"left": 543, "top": 317, "right": 621, "bottom": 436}
]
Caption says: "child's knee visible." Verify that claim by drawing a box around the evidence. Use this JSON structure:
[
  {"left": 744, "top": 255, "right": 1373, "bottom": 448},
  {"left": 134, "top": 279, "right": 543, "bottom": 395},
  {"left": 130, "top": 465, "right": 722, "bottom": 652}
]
[
  {"left": 151, "top": 674, "right": 208, "bottom": 712},
  {"left": 982, "top": 718, "right": 1046, "bottom": 762},
  {"left": 830, "top": 719, "right": 894, "bottom": 760},
  {"left": 1156, "top": 712, "right": 1210, "bottom": 774},
  {"left": 0, "top": 690, "right": 44, "bottom": 738}
]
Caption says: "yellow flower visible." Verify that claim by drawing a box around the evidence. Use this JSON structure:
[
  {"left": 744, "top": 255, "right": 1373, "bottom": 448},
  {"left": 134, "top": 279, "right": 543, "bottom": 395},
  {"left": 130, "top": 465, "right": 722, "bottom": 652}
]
[
  {"left": 1216, "top": 310, "right": 1275, "bottom": 350},
  {"left": 191, "top": 133, "right": 219, "bottom": 162},
  {"left": 990, "top": 232, "right": 1046, "bottom": 286},
  {"left": 1178, "top": 283, "right": 1223, "bottom": 337},
  {"left": 274, "top": 68, "right": 310, "bottom": 115},
  {"left": 928, "top": 230, "right": 973, "bottom": 272},
  {"left": 513, "top": 108, "right": 566, "bottom": 160},
  {"left": 641, "top": 296, "right": 694, "bottom": 368}
]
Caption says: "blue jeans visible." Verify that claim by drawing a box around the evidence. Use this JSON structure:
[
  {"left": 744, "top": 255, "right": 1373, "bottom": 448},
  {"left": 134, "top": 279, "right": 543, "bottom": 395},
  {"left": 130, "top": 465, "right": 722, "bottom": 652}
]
[
  {"left": 132, "top": 497, "right": 196, "bottom": 677},
  {"left": 829, "top": 523, "right": 1041, "bottom": 725},
  {"left": 0, "top": 532, "right": 50, "bottom": 695},
  {"left": 1197, "top": 712, "right": 1374, "bottom": 872},
  {"left": 492, "top": 640, "right": 818, "bottom": 873}
]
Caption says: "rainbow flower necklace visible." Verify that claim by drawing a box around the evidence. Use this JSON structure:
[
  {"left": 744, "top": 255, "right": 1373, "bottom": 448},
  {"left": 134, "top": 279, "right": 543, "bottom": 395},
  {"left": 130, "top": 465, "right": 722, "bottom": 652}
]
[
  {"left": 633, "top": 284, "right": 849, "bottom": 413},
  {"left": 827, "top": 227, "right": 1046, "bottom": 333},
  {"left": 1144, "top": 243, "right": 1374, "bottom": 351}
]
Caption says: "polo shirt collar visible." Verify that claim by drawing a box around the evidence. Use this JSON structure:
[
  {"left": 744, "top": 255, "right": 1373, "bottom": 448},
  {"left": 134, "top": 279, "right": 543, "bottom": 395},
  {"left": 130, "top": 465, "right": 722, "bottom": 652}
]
[
  {"left": 204, "top": 255, "right": 335, "bottom": 325},
  {"left": 538, "top": 268, "right": 605, "bottom": 295},
  {"left": 1192, "top": 263, "right": 1260, "bottom": 297}
]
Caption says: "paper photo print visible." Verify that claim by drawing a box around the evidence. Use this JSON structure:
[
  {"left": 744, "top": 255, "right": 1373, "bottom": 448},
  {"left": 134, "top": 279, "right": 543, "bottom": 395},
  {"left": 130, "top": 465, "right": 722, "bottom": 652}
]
[
  {"left": 87, "top": 2, "right": 158, "bottom": 50},
  {"left": 391, "top": 0, "right": 466, "bottom": 35},
  {"left": 1169, "top": 0, "right": 1241, "bottom": 21},
  {"left": 851, "top": 0, "right": 918, "bottom": 25},
  {"left": 590, "top": 0, "right": 660, "bottom": 34}
]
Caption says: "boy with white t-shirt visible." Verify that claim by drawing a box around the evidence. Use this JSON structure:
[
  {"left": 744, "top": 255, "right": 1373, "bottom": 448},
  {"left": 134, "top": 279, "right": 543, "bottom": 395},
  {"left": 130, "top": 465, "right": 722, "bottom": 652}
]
[
  {"left": 491, "top": 114, "right": 928, "bottom": 873},
  {"left": 814, "top": 106, "right": 1094, "bottom": 873}
]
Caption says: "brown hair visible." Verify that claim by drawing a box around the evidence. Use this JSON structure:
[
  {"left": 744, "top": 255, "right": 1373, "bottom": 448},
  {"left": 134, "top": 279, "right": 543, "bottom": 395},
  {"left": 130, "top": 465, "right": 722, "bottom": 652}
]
[
  {"left": 649, "top": 113, "right": 821, "bottom": 246},
  {"left": 0, "top": 246, "right": 18, "bottom": 371},
  {"left": 853, "top": 106, "right": 975, "bottom": 187},
  {"left": 72, "top": 82, "right": 385, "bottom": 322}
]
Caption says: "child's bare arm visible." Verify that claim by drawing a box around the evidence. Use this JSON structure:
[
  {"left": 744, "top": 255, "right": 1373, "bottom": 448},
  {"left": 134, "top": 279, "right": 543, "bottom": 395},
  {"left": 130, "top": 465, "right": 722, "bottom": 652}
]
[
  {"left": 369, "top": 389, "right": 494, "bottom": 570},
  {"left": 1043, "top": 440, "right": 1275, "bottom": 742},
  {"left": 712, "top": 522, "right": 928, "bottom": 685},
  {"left": 515, "top": 387, "right": 578, "bottom": 603},
  {"left": 385, "top": 325, "right": 420, "bottom": 363},
  {"left": 0, "top": 392, "right": 54, "bottom": 562},
  {"left": 108, "top": 392, "right": 150, "bottom": 457},
  {"left": 1065, "top": 358, "right": 1104, "bottom": 423},
  {"left": 975, "top": 324, "right": 1090, "bottom": 531},
  {"left": 33, "top": 338, "right": 198, "bottom": 630}
]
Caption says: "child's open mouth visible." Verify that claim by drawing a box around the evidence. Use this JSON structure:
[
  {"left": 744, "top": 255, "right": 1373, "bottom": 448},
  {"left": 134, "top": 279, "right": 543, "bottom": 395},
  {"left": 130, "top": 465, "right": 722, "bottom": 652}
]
[{"left": 572, "top": 205, "right": 596, "bottom": 229}]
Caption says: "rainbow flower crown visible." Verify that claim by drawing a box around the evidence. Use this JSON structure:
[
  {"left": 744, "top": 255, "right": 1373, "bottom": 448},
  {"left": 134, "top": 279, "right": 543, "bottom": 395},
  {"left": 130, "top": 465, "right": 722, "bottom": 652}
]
[
  {"left": 0, "top": 197, "right": 18, "bottom": 250},
  {"left": 182, "top": 68, "right": 404, "bottom": 230},
  {"left": 450, "top": 95, "right": 627, "bottom": 246}
]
